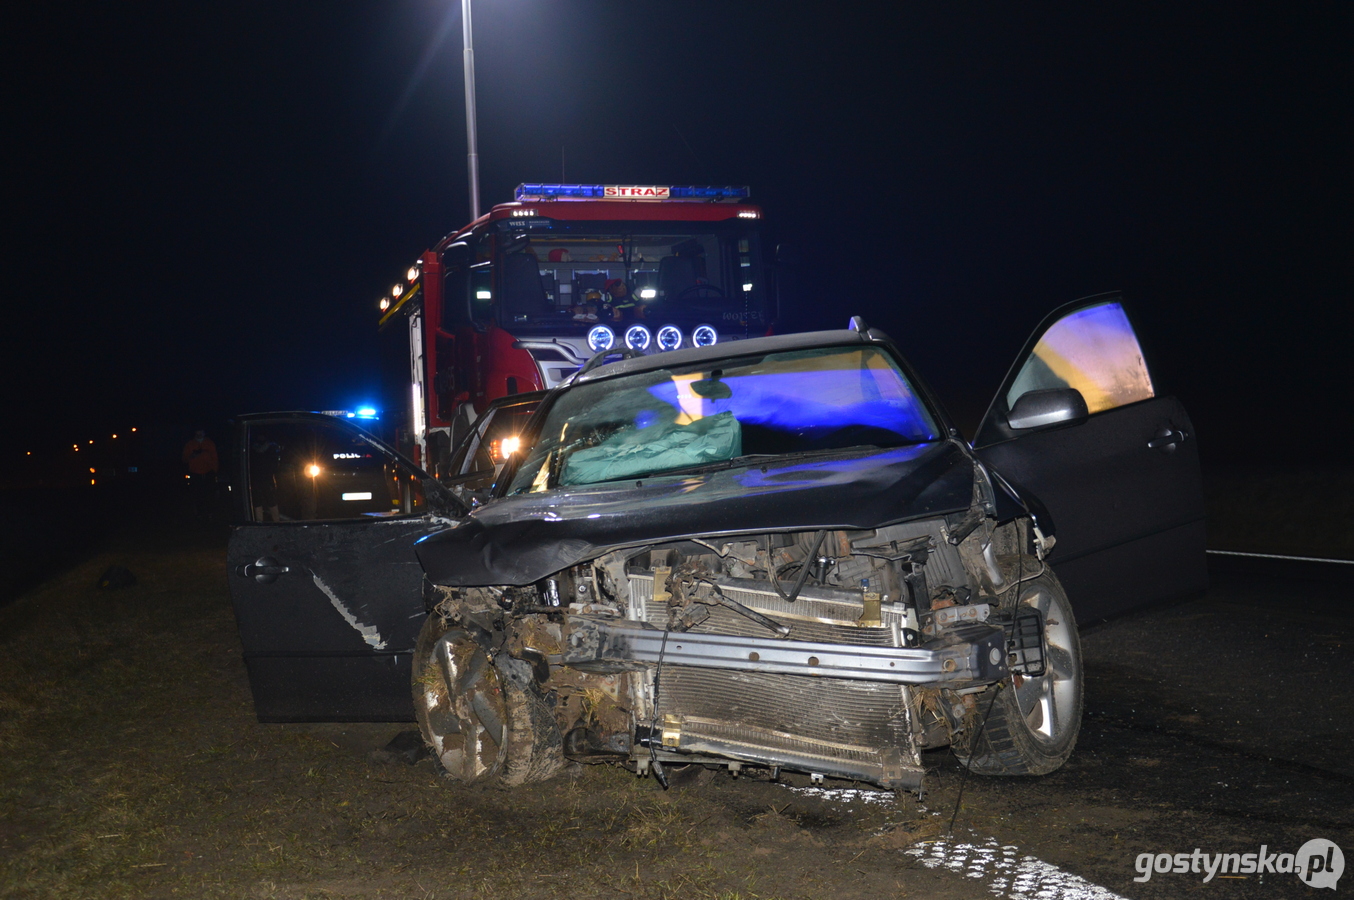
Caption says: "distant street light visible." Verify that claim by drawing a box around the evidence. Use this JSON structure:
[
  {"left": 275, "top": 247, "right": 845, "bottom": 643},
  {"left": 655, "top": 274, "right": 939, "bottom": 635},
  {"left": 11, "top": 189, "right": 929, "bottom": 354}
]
[{"left": 461, "top": 0, "right": 481, "bottom": 220}]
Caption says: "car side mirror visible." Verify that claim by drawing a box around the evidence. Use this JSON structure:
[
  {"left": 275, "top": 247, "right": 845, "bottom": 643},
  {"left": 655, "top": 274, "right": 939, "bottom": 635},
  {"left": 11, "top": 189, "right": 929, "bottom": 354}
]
[
  {"left": 448, "top": 467, "right": 502, "bottom": 507},
  {"left": 1007, "top": 388, "right": 1089, "bottom": 431}
]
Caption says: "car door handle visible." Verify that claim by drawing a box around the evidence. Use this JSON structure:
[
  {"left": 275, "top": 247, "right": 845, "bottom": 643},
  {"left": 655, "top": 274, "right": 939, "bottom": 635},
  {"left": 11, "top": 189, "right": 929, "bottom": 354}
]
[
  {"left": 1148, "top": 427, "right": 1190, "bottom": 453},
  {"left": 237, "top": 556, "right": 291, "bottom": 584}
]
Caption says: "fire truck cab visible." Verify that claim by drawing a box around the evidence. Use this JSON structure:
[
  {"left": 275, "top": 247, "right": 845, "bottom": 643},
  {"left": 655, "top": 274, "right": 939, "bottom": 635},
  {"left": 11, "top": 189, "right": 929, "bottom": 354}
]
[{"left": 378, "top": 183, "right": 774, "bottom": 476}]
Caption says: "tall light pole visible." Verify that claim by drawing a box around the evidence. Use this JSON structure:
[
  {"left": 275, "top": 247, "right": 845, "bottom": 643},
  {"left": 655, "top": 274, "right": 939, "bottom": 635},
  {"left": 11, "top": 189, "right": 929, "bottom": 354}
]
[{"left": 461, "top": 0, "right": 481, "bottom": 220}]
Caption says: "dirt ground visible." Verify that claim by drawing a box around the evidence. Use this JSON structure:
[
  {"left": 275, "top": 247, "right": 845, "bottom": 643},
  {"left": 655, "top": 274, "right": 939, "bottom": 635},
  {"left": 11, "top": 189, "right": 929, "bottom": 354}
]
[
  {"left": 1, "top": 469, "right": 1349, "bottom": 899},
  {"left": 0, "top": 500, "right": 978, "bottom": 900}
]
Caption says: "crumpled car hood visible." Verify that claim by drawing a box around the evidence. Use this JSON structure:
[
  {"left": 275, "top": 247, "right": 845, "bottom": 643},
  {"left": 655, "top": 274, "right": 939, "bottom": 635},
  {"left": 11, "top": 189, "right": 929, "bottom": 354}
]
[{"left": 416, "top": 441, "right": 975, "bottom": 587}]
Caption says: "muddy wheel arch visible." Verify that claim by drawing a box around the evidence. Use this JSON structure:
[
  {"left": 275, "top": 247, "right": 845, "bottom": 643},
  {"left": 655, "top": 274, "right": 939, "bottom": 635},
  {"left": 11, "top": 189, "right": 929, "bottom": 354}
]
[{"left": 412, "top": 615, "right": 564, "bottom": 785}]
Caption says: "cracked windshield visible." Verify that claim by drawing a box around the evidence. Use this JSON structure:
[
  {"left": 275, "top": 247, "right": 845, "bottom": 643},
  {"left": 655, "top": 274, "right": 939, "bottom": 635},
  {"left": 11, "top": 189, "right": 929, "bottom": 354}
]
[{"left": 508, "top": 345, "right": 940, "bottom": 492}]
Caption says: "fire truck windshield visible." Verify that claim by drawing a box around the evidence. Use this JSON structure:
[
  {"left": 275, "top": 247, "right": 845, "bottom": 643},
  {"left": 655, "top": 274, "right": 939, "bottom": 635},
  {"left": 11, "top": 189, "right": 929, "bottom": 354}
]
[{"left": 491, "top": 221, "right": 767, "bottom": 337}]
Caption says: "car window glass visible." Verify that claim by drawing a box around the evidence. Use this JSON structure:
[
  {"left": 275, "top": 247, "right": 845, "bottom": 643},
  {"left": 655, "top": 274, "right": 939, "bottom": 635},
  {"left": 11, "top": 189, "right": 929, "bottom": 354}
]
[
  {"left": 486, "top": 225, "right": 768, "bottom": 335},
  {"left": 246, "top": 420, "right": 426, "bottom": 523},
  {"left": 446, "top": 403, "right": 539, "bottom": 480},
  {"left": 509, "top": 345, "right": 939, "bottom": 492},
  {"left": 471, "top": 263, "right": 493, "bottom": 323},
  {"left": 441, "top": 268, "right": 468, "bottom": 327},
  {"left": 469, "top": 404, "right": 535, "bottom": 474},
  {"left": 448, "top": 409, "right": 497, "bottom": 477},
  {"left": 1004, "top": 301, "right": 1154, "bottom": 414}
]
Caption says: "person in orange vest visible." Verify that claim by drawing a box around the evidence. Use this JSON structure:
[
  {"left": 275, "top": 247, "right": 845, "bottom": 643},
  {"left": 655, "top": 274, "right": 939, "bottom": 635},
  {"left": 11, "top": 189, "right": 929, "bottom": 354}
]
[{"left": 182, "top": 427, "right": 219, "bottom": 518}]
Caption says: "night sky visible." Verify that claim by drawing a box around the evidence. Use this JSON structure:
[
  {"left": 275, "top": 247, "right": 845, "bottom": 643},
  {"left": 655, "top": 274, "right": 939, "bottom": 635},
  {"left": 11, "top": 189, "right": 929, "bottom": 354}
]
[{"left": 6, "top": 2, "right": 1349, "bottom": 464}]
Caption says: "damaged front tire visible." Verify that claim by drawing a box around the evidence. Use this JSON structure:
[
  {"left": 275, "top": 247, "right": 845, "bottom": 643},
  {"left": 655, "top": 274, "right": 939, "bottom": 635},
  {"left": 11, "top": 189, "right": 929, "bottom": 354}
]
[
  {"left": 954, "top": 569, "right": 1083, "bottom": 776},
  {"left": 412, "top": 615, "right": 564, "bottom": 785}
]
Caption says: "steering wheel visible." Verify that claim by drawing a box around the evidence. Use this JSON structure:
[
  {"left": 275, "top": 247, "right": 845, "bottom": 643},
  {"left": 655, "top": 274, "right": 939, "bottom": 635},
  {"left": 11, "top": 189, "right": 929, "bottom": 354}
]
[{"left": 675, "top": 282, "right": 727, "bottom": 302}]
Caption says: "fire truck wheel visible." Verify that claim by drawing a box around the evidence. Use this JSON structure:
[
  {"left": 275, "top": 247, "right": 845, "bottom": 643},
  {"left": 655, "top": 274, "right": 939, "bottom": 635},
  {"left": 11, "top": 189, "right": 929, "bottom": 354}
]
[{"left": 412, "top": 616, "right": 563, "bottom": 785}]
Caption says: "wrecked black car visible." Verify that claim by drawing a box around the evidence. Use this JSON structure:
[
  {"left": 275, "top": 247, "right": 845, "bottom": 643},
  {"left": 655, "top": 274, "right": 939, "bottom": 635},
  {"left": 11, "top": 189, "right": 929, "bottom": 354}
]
[{"left": 226, "top": 293, "right": 1205, "bottom": 791}]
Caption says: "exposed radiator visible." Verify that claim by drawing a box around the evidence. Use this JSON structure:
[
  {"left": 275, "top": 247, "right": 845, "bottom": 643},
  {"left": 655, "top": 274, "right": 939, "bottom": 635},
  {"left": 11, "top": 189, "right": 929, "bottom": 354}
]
[
  {"left": 656, "top": 666, "right": 912, "bottom": 752},
  {"left": 627, "top": 572, "right": 919, "bottom": 782}
]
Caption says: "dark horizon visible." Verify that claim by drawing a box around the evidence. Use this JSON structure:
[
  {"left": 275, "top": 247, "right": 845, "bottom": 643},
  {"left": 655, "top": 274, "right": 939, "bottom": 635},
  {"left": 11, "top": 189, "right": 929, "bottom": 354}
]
[{"left": 5, "top": 2, "right": 1349, "bottom": 464}]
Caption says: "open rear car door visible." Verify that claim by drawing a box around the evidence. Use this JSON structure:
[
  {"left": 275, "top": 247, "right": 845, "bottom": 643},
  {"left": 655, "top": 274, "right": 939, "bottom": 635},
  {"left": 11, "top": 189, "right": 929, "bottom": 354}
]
[
  {"left": 225, "top": 413, "right": 462, "bottom": 722},
  {"left": 973, "top": 294, "right": 1207, "bottom": 622}
]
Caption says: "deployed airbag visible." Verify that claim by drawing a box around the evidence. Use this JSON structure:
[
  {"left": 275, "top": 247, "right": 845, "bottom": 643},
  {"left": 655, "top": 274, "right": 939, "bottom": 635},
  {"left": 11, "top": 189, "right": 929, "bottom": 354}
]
[{"left": 561, "top": 411, "right": 741, "bottom": 485}]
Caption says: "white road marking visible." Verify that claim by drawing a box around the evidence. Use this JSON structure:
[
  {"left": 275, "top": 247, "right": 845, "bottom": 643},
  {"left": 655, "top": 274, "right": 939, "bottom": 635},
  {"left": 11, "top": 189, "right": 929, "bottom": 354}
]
[
  {"left": 781, "top": 786, "right": 1128, "bottom": 899},
  {"left": 1208, "top": 549, "right": 1354, "bottom": 565},
  {"left": 906, "top": 834, "right": 1129, "bottom": 899},
  {"left": 784, "top": 786, "right": 895, "bottom": 805}
]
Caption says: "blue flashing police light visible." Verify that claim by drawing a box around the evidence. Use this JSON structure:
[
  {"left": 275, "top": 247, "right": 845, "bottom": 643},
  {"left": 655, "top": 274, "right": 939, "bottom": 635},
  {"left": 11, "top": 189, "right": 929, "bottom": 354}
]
[{"left": 322, "top": 408, "right": 380, "bottom": 420}]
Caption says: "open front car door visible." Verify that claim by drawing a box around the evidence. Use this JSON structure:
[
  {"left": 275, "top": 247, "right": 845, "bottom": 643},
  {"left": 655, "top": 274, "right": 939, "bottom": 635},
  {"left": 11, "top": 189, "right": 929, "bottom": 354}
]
[
  {"left": 225, "top": 413, "right": 463, "bottom": 722},
  {"left": 973, "top": 293, "right": 1206, "bottom": 622}
]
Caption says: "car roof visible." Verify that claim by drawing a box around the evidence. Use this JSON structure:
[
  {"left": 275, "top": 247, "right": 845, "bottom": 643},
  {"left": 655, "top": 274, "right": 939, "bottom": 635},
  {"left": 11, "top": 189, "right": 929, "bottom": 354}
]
[{"left": 572, "top": 327, "right": 885, "bottom": 386}]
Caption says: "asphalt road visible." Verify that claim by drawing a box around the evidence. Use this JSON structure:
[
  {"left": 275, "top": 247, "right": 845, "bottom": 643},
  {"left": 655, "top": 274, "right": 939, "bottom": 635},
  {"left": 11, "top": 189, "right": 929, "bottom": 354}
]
[{"left": 833, "top": 553, "right": 1354, "bottom": 899}]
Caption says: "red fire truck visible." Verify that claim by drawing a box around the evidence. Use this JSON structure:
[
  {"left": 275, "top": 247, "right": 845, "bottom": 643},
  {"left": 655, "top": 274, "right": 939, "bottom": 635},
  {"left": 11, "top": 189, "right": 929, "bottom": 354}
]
[{"left": 377, "top": 183, "right": 776, "bottom": 475}]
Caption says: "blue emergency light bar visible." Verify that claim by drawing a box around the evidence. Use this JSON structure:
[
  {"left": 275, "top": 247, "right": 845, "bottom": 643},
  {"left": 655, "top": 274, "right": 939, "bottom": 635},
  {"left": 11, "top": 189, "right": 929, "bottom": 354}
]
[
  {"left": 671, "top": 185, "right": 752, "bottom": 200},
  {"left": 517, "top": 183, "right": 603, "bottom": 199},
  {"left": 514, "top": 184, "right": 751, "bottom": 202},
  {"left": 321, "top": 408, "right": 380, "bottom": 420}
]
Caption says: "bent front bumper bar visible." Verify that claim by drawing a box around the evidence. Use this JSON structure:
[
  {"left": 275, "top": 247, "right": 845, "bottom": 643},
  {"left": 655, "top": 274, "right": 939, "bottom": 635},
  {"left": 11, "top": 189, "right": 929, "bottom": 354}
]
[{"left": 555, "top": 617, "right": 1007, "bottom": 685}]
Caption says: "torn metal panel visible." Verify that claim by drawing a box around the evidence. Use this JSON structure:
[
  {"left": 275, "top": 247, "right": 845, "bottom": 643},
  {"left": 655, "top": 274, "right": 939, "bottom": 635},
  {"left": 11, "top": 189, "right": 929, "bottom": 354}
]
[
  {"left": 311, "top": 574, "right": 387, "bottom": 650},
  {"left": 227, "top": 517, "right": 446, "bottom": 722}
]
